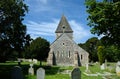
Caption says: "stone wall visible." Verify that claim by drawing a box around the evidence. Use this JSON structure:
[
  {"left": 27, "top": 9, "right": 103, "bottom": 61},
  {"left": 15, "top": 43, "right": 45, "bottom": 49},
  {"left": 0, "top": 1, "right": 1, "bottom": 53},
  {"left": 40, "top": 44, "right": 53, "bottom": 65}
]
[{"left": 47, "top": 34, "right": 89, "bottom": 66}]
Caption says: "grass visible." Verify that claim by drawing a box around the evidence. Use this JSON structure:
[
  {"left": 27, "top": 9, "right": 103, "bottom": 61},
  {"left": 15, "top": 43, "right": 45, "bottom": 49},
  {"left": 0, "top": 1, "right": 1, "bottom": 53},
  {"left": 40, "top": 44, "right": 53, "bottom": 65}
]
[{"left": 0, "top": 61, "right": 120, "bottom": 79}]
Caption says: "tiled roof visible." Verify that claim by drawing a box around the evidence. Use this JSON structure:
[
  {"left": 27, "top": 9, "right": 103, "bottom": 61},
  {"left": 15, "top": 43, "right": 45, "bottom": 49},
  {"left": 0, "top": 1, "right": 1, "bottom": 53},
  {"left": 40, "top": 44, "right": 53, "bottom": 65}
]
[{"left": 55, "top": 15, "right": 73, "bottom": 33}]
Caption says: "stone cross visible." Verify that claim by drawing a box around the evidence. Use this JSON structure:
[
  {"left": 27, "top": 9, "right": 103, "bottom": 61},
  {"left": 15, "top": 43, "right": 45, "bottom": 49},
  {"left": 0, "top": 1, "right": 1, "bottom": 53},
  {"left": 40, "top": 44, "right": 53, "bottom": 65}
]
[
  {"left": 85, "top": 63, "right": 90, "bottom": 73},
  {"left": 37, "top": 68, "right": 45, "bottom": 79},
  {"left": 11, "top": 66, "right": 23, "bottom": 79},
  {"left": 71, "top": 67, "right": 81, "bottom": 79},
  {"left": 28, "top": 64, "right": 34, "bottom": 75}
]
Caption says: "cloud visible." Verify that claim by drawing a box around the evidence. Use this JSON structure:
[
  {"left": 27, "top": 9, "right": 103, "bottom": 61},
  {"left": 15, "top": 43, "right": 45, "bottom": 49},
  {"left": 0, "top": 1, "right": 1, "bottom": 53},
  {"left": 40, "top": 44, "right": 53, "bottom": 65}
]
[
  {"left": 69, "top": 20, "right": 91, "bottom": 42},
  {"left": 26, "top": 19, "right": 59, "bottom": 39},
  {"left": 25, "top": 0, "right": 51, "bottom": 12},
  {"left": 39, "top": 0, "right": 48, "bottom": 4},
  {"left": 25, "top": 19, "right": 92, "bottom": 43}
]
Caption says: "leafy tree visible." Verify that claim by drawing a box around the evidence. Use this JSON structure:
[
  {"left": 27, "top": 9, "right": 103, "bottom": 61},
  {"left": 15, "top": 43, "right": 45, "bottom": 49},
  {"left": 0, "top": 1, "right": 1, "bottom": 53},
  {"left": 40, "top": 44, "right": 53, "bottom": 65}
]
[
  {"left": 0, "top": 0, "right": 29, "bottom": 62},
  {"left": 103, "top": 45, "right": 120, "bottom": 62},
  {"left": 25, "top": 37, "right": 50, "bottom": 66},
  {"left": 85, "top": 0, "right": 120, "bottom": 47},
  {"left": 97, "top": 46, "right": 105, "bottom": 65},
  {"left": 79, "top": 37, "right": 100, "bottom": 62}
]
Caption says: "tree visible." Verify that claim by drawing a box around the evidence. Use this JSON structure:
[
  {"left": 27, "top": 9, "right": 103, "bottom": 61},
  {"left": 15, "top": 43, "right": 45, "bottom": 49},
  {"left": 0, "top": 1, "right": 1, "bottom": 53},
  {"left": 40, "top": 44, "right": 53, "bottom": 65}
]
[
  {"left": 103, "top": 45, "right": 120, "bottom": 62},
  {"left": 25, "top": 37, "right": 50, "bottom": 66},
  {"left": 85, "top": 0, "right": 120, "bottom": 47},
  {"left": 79, "top": 37, "right": 100, "bottom": 62},
  {"left": 97, "top": 46, "right": 105, "bottom": 65},
  {"left": 0, "top": 0, "right": 29, "bottom": 62}
]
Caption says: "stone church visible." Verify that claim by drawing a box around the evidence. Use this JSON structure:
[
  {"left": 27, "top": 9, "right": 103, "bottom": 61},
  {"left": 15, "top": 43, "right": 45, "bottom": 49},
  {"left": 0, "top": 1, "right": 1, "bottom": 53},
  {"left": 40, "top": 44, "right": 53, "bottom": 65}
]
[{"left": 47, "top": 15, "right": 89, "bottom": 66}]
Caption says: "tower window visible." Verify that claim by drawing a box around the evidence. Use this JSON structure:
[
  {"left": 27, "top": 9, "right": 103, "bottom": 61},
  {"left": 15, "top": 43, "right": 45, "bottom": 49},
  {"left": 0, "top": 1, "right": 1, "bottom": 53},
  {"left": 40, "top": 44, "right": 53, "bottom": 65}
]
[
  {"left": 62, "top": 25, "right": 65, "bottom": 33},
  {"left": 62, "top": 25, "right": 65, "bottom": 29}
]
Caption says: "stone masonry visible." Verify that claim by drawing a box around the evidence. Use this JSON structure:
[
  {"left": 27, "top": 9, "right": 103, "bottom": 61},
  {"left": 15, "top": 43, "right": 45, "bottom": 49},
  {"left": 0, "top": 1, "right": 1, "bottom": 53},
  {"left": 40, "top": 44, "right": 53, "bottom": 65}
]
[{"left": 47, "top": 15, "right": 89, "bottom": 66}]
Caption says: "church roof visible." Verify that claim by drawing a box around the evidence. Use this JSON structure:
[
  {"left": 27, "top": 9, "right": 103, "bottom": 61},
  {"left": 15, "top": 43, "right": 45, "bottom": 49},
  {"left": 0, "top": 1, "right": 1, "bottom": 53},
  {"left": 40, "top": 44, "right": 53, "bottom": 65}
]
[{"left": 55, "top": 15, "right": 73, "bottom": 33}]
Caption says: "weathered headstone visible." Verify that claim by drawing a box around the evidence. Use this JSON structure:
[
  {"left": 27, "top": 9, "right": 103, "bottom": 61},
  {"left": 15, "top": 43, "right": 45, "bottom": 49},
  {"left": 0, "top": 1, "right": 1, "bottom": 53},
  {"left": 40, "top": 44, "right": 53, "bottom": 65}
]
[
  {"left": 71, "top": 67, "right": 81, "bottom": 79},
  {"left": 37, "top": 68, "right": 45, "bottom": 79},
  {"left": 101, "top": 63, "right": 105, "bottom": 70},
  {"left": 11, "top": 66, "right": 23, "bottom": 79},
  {"left": 28, "top": 64, "right": 34, "bottom": 75},
  {"left": 116, "top": 61, "right": 120, "bottom": 76}
]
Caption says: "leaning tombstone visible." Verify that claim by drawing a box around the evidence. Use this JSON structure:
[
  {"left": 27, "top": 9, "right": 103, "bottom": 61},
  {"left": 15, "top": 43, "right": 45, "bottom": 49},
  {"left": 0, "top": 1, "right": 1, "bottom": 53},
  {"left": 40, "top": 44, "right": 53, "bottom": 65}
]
[
  {"left": 28, "top": 64, "right": 34, "bottom": 75},
  {"left": 37, "top": 68, "right": 45, "bottom": 79},
  {"left": 71, "top": 67, "right": 81, "bottom": 79},
  {"left": 116, "top": 61, "right": 120, "bottom": 76},
  {"left": 11, "top": 66, "right": 23, "bottom": 79}
]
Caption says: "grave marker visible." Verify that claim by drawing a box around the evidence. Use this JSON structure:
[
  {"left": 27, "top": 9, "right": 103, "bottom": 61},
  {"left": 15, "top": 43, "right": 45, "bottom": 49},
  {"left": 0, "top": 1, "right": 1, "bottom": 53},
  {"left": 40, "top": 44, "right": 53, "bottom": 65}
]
[
  {"left": 11, "top": 66, "right": 23, "bottom": 79},
  {"left": 71, "top": 67, "right": 81, "bottom": 79},
  {"left": 28, "top": 64, "right": 34, "bottom": 75},
  {"left": 37, "top": 68, "right": 45, "bottom": 79}
]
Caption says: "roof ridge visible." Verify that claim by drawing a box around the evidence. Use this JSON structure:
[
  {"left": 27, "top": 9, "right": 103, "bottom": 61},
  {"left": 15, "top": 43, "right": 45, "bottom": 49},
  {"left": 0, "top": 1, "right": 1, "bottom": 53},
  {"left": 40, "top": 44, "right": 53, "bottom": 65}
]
[{"left": 55, "top": 15, "right": 73, "bottom": 33}]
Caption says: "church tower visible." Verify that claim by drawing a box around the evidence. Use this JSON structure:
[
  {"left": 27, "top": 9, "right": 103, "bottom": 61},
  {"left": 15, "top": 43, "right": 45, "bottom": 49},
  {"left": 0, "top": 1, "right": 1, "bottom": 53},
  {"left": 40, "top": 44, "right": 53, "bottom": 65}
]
[{"left": 55, "top": 15, "right": 73, "bottom": 39}]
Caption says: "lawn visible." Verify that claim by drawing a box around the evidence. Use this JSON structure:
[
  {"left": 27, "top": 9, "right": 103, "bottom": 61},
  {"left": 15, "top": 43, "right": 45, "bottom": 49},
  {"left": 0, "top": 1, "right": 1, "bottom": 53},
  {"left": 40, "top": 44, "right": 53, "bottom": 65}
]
[{"left": 0, "top": 61, "right": 120, "bottom": 79}]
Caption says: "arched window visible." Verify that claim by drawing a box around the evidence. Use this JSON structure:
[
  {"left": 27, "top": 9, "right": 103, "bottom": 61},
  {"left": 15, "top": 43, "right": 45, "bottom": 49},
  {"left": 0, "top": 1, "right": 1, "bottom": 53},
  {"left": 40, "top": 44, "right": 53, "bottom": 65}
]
[{"left": 68, "top": 51, "right": 70, "bottom": 58}]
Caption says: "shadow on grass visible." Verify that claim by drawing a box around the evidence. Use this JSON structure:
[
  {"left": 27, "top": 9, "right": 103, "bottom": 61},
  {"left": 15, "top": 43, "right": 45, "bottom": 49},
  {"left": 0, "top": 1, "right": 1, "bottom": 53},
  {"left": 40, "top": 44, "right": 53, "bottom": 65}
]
[
  {"left": 0, "top": 62, "right": 60, "bottom": 79},
  {"left": 0, "top": 62, "right": 18, "bottom": 79}
]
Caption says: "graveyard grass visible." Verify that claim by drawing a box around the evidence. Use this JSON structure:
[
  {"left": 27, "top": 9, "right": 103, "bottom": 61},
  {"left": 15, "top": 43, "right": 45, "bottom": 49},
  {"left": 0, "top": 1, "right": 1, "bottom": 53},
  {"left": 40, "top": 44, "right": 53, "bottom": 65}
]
[{"left": 0, "top": 61, "right": 120, "bottom": 79}]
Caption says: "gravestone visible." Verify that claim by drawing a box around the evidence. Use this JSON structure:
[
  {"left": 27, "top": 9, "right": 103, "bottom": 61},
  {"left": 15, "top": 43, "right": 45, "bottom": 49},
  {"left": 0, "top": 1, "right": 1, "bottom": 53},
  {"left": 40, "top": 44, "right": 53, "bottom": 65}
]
[
  {"left": 101, "top": 63, "right": 105, "bottom": 70},
  {"left": 105, "top": 59, "right": 107, "bottom": 68},
  {"left": 28, "top": 64, "right": 34, "bottom": 75},
  {"left": 85, "top": 63, "right": 90, "bottom": 73},
  {"left": 116, "top": 61, "right": 120, "bottom": 76},
  {"left": 37, "top": 68, "right": 45, "bottom": 79},
  {"left": 11, "top": 66, "right": 23, "bottom": 79},
  {"left": 71, "top": 67, "right": 81, "bottom": 79}
]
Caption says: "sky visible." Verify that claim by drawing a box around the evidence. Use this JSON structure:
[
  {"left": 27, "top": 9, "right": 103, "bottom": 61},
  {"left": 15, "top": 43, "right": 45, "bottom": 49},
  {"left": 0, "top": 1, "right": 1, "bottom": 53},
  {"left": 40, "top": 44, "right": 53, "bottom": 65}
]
[{"left": 24, "top": 0, "right": 98, "bottom": 43}]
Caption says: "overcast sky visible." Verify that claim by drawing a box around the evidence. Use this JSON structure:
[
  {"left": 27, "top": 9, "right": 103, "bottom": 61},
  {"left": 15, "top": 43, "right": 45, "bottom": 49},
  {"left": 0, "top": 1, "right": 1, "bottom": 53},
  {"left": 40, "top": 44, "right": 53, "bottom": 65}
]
[{"left": 24, "top": 0, "right": 98, "bottom": 43}]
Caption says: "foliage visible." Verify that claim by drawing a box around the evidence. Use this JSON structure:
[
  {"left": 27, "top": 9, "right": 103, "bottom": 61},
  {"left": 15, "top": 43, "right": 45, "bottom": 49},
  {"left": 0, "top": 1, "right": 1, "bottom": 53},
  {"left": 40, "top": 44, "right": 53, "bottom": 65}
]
[
  {"left": 97, "top": 46, "right": 105, "bottom": 65},
  {"left": 79, "top": 37, "right": 100, "bottom": 62},
  {"left": 0, "top": 0, "right": 30, "bottom": 62},
  {"left": 85, "top": 0, "right": 120, "bottom": 47},
  {"left": 25, "top": 37, "right": 50, "bottom": 65},
  {"left": 79, "top": 37, "right": 120, "bottom": 62},
  {"left": 104, "top": 45, "right": 120, "bottom": 62}
]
